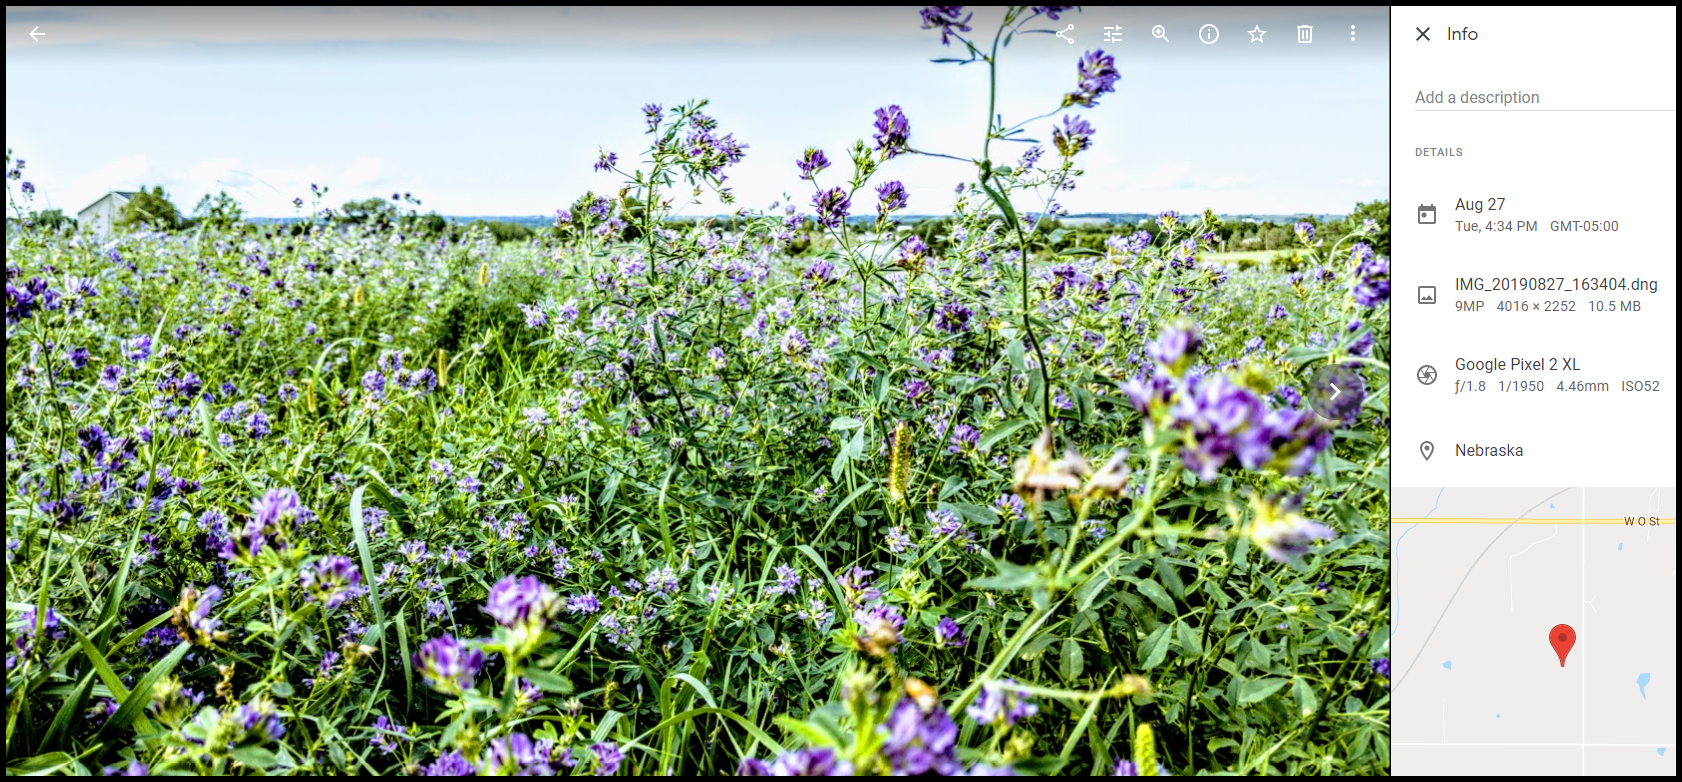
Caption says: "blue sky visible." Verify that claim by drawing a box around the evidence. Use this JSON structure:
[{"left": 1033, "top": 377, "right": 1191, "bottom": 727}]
[{"left": 6, "top": 6, "right": 1388, "bottom": 217}]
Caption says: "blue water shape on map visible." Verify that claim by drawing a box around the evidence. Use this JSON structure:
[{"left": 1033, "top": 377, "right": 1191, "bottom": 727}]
[
  {"left": 1638, "top": 673, "right": 1652, "bottom": 699},
  {"left": 1549, "top": 503, "right": 1555, "bottom": 508},
  {"left": 1659, "top": 747, "right": 1666, "bottom": 757},
  {"left": 1496, "top": 714, "right": 1501, "bottom": 718},
  {"left": 1443, "top": 660, "right": 1452, "bottom": 670},
  {"left": 1619, "top": 543, "right": 1625, "bottom": 551}
]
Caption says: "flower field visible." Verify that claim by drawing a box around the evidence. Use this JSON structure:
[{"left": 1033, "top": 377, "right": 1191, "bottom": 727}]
[{"left": 5, "top": 7, "right": 1392, "bottom": 776}]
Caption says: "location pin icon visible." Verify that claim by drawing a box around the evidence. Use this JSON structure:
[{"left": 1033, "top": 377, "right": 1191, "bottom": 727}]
[{"left": 1420, "top": 441, "right": 1434, "bottom": 460}]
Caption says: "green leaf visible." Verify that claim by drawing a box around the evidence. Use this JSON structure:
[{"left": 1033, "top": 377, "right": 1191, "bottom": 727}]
[
  {"left": 523, "top": 667, "right": 574, "bottom": 695},
  {"left": 8, "top": 752, "right": 76, "bottom": 775},
  {"left": 1006, "top": 339, "right": 1027, "bottom": 375},
  {"left": 1239, "top": 677, "right": 1290, "bottom": 705},
  {"left": 1133, "top": 578, "right": 1176, "bottom": 614},
  {"left": 1176, "top": 620, "right": 1203, "bottom": 656},
  {"left": 1140, "top": 623, "right": 1171, "bottom": 670},
  {"left": 978, "top": 418, "right": 1031, "bottom": 452},
  {"left": 828, "top": 416, "right": 863, "bottom": 431},
  {"left": 1059, "top": 637, "right": 1085, "bottom": 680},
  {"left": 349, "top": 486, "right": 392, "bottom": 675},
  {"left": 101, "top": 642, "right": 189, "bottom": 739},
  {"left": 1059, "top": 247, "right": 1102, "bottom": 257},
  {"left": 1292, "top": 677, "right": 1320, "bottom": 716},
  {"left": 966, "top": 559, "right": 1042, "bottom": 591},
  {"left": 230, "top": 746, "right": 278, "bottom": 771},
  {"left": 39, "top": 673, "right": 94, "bottom": 752}
]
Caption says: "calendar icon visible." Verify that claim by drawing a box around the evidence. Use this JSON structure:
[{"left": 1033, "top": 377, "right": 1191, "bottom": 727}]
[{"left": 1417, "top": 204, "right": 1436, "bottom": 224}]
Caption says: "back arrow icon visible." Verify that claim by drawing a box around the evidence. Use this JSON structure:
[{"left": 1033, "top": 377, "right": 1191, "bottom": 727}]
[{"left": 31, "top": 26, "right": 45, "bottom": 41}]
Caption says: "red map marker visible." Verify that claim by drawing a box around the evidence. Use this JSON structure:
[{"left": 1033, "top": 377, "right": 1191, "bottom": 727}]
[{"left": 1549, "top": 624, "right": 1577, "bottom": 667}]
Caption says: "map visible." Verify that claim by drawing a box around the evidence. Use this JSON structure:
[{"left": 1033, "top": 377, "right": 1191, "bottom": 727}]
[{"left": 1391, "top": 487, "right": 1675, "bottom": 775}]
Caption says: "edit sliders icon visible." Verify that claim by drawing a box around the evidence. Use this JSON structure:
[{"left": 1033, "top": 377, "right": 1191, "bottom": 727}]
[{"left": 1417, "top": 203, "right": 1436, "bottom": 224}]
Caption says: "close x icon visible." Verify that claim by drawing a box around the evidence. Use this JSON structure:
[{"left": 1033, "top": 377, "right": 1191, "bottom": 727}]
[{"left": 1416, "top": 27, "right": 1430, "bottom": 40}]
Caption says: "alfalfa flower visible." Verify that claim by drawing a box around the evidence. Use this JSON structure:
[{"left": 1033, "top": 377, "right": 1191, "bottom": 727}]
[
  {"left": 1064, "top": 49, "right": 1119, "bottom": 108},
  {"left": 171, "top": 585, "right": 229, "bottom": 647},
  {"left": 1244, "top": 494, "right": 1334, "bottom": 564},
  {"left": 1012, "top": 426, "right": 1090, "bottom": 505},
  {"left": 414, "top": 634, "right": 483, "bottom": 694}
]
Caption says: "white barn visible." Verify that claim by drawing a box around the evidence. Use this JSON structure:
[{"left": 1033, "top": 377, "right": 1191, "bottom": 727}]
[{"left": 77, "top": 191, "right": 138, "bottom": 237}]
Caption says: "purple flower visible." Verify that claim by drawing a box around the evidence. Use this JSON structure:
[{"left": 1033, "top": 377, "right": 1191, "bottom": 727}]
[
  {"left": 876, "top": 180, "right": 909, "bottom": 215},
  {"left": 765, "top": 564, "right": 800, "bottom": 597},
  {"left": 122, "top": 334, "right": 153, "bottom": 363},
  {"left": 947, "top": 423, "right": 980, "bottom": 454},
  {"left": 1147, "top": 324, "right": 1201, "bottom": 375},
  {"left": 967, "top": 679, "right": 1037, "bottom": 727},
  {"left": 812, "top": 187, "right": 850, "bottom": 229},
  {"left": 567, "top": 592, "right": 601, "bottom": 615},
  {"left": 1371, "top": 657, "right": 1391, "bottom": 678},
  {"left": 235, "top": 699, "right": 286, "bottom": 743},
  {"left": 422, "top": 751, "right": 477, "bottom": 776},
  {"left": 99, "top": 365, "right": 126, "bottom": 393},
  {"left": 797, "top": 147, "right": 830, "bottom": 180},
  {"left": 642, "top": 103, "right": 663, "bottom": 131},
  {"left": 362, "top": 370, "right": 387, "bottom": 400},
  {"left": 935, "top": 616, "right": 968, "bottom": 648},
  {"left": 737, "top": 757, "right": 772, "bottom": 775},
  {"left": 1295, "top": 220, "right": 1317, "bottom": 241},
  {"left": 414, "top": 635, "right": 483, "bottom": 692},
  {"left": 920, "top": 6, "right": 973, "bottom": 45},
  {"left": 872, "top": 105, "right": 912, "bottom": 159},
  {"left": 1052, "top": 114, "right": 1096, "bottom": 156},
  {"left": 1346, "top": 319, "right": 1374, "bottom": 357},
  {"left": 854, "top": 603, "right": 906, "bottom": 656},
  {"left": 484, "top": 733, "right": 553, "bottom": 775},
  {"left": 246, "top": 410, "right": 271, "bottom": 439},
  {"left": 594, "top": 150, "right": 617, "bottom": 172},
  {"left": 370, "top": 715, "right": 408, "bottom": 755},
  {"left": 903, "top": 378, "right": 932, "bottom": 403},
  {"left": 1035, "top": 6, "right": 1075, "bottom": 20},
  {"left": 252, "top": 488, "right": 307, "bottom": 532},
  {"left": 101, "top": 761, "right": 149, "bottom": 776},
  {"left": 1065, "top": 50, "right": 1119, "bottom": 107},
  {"left": 300, "top": 555, "right": 363, "bottom": 609},
  {"left": 482, "top": 575, "right": 560, "bottom": 628},
  {"left": 1352, "top": 248, "right": 1390, "bottom": 307},
  {"left": 803, "top": 259, "right": 837, "bottom": 284},
  {"left": 896, "top": 234, "right": 930, "bottom": 268},
  {"left": 886, "top": 526, "right": 913, "bottom": 553},
  {"left": 881, "top": 696, "right": 962, "bottom": 775},
  {"left": 519, "top": 303, "right": 548, "bottom": 329},
  {"left": 1113, "top": 759, "right": 1169, "bottom": 776},
  {"left": 934, "top": 301, "right": 973, "bottom": 334},
  {"left": 769, "top": 747, "right": 852, "bottom": 776},
  {"left": 590, "top": 741, "right": 623, "bottom": 775}
]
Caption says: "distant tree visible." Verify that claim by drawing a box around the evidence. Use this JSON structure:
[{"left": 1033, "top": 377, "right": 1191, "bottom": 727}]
[
  {"left": 30, "top": 208, "right": 72, "bottom": 231},
  {"left": 117, "top": 186, "right": 182, "bottom": 230},
  {"left": 192, "top": 191, "right": 245, "bottom": 229},
  {"left": 1347, "top": 200, "right": 1390, "bottom": 255},
  {"left": 340, "top": 196, "right": 399, "bottom": 228}
]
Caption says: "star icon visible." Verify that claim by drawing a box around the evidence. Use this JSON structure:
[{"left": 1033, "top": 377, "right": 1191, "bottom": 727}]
[{"left": 1248, "top": 25, "right": 1266, "bottom": 42}]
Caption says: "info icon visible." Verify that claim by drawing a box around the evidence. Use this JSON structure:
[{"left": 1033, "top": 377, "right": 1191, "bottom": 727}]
[{"left": 1418, "top": 203, "right": 1437, "bottom": 224}]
